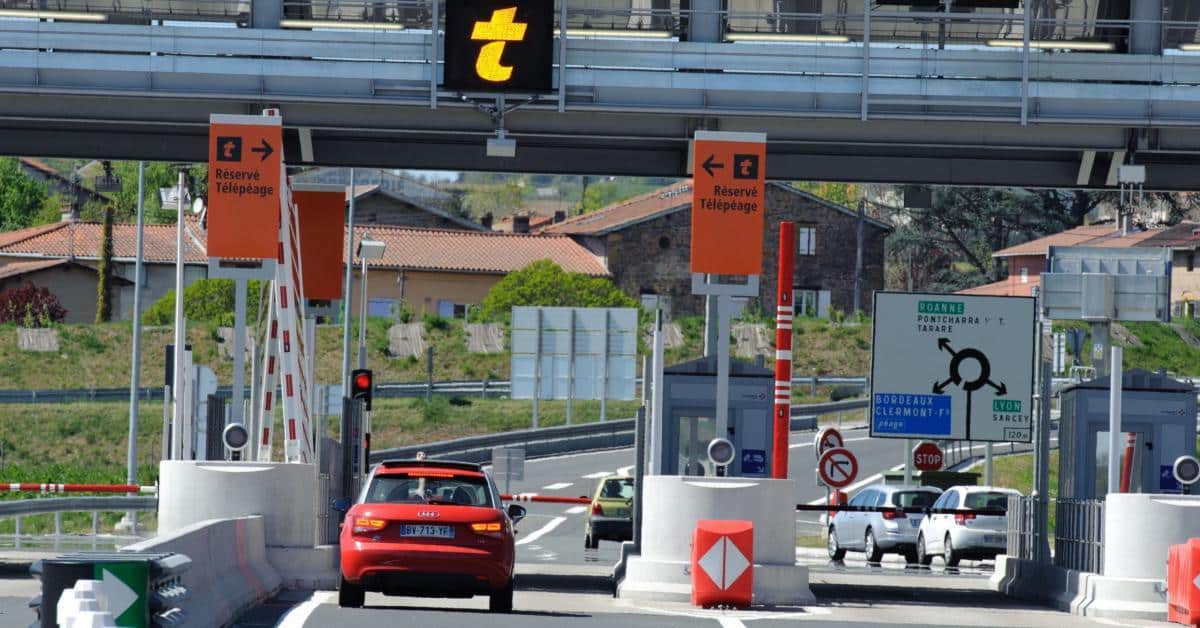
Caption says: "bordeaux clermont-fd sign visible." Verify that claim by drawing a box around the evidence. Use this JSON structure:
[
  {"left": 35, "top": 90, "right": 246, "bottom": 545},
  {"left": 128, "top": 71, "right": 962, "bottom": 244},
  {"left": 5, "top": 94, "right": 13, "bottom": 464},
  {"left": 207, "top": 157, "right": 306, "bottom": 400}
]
[{"left": 443, "top": 0, "right": 554, "bottom": 93}]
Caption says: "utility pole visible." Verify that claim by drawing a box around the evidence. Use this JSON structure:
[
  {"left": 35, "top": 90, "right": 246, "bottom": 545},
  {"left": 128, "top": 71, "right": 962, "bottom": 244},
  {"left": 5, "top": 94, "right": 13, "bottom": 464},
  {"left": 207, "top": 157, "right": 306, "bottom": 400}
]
[{"left": 853, "top": 198, "right": 865, "bottom": 316}]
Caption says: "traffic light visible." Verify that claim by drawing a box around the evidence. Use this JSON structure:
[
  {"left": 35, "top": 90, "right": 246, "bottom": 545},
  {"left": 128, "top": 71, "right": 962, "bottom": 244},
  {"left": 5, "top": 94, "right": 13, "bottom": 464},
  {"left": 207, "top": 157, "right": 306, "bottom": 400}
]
[{"left": 351, "top": 369, "right": 373, "bottom": 411}]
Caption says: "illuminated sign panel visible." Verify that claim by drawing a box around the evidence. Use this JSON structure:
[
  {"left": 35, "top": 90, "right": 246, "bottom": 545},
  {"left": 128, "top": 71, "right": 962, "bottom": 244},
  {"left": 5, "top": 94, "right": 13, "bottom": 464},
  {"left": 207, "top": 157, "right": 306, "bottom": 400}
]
[{"left": 443, "top": 0, "right": 554, "bottom": 93}]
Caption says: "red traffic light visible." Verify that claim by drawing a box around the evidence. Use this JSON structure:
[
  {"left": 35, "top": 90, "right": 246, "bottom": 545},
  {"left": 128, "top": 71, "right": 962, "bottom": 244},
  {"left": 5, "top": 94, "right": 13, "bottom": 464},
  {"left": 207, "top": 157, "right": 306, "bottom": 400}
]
[
  {"left": 354, "top": 373, "right": 371, "bottom": 391},
  {"left": 350, "top": 368, "right": 373, "bottom": 410}
]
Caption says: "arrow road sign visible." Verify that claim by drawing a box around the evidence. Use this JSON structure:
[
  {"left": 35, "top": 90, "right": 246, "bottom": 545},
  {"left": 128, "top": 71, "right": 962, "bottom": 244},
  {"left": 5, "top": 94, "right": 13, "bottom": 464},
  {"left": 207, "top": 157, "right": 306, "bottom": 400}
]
[
  {"left": 207, "top": 114, "right": 283, "bottom": 260},
  {"left": 250, "top": 137, "right": 274, "bottom": 161},
  {"left": 701, "top": 154, "right": 725, "bottom": 177},
  {"left": 813, "top": 427, "right": 844, "bottom": 458},
  {"left": 690, "top": 130, "right": 766, "bottom": 275},
  {"left": 818, "top": 446, "right": 858, "bottom": 488},
  {"left": 931, "top": 339, "right": 1009, "bottom": 440},
  {"left": 94, "top": 561, "right": 147, "bottom": 627}
]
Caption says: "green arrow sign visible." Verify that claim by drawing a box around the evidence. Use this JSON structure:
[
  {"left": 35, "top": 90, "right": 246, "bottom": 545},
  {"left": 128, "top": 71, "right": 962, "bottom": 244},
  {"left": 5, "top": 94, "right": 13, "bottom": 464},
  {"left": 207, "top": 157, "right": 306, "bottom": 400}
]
[{"left": 93, "top": 561, "right": 147, "bottom": 628}]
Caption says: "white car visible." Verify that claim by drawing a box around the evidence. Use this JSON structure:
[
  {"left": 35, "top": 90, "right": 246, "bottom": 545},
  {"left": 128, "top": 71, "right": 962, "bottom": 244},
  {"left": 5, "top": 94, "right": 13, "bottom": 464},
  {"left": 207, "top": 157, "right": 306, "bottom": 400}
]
[{"left": 916, "top": 486, "right": 1019, "bottom": 567}]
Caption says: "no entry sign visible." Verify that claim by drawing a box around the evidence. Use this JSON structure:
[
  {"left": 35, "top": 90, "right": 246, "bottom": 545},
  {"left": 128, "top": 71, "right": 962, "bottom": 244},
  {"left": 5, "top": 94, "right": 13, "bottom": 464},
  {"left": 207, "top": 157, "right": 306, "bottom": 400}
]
[
  {"left": 817, "top": 447, "right": 858, "bottom": 489},
  {"left": 912, "top": 441, "right": 944, "bottom": 472}
]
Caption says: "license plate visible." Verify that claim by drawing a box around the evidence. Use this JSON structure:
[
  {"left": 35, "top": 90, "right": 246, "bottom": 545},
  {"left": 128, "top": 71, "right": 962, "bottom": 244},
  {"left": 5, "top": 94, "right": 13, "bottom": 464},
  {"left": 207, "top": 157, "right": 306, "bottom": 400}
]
[
  {"left": 984, "top": 535, "right": 1004, "bottom": 544},
  {"left": 616, "top": 509, "right": 630, "bottom": 517},
  {"left": 401, "top": 524, "right": 454, "bottom": 539},
  {"left": 910, "top": 520, "right": 920, "bottom": 528}
]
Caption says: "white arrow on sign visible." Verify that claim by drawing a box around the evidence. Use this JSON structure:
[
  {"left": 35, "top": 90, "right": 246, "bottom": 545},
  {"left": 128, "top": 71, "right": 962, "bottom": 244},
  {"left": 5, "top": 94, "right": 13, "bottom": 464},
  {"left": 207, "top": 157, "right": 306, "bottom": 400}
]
[
  {"left": 697, "top": 536, "right": 750, "bottom": 590},
  {"left": 100, "top": 568, "right": 138, "bottom": 619},
  {"left": 1194, "top": 572, "right": 1200, "bottom": 591}
]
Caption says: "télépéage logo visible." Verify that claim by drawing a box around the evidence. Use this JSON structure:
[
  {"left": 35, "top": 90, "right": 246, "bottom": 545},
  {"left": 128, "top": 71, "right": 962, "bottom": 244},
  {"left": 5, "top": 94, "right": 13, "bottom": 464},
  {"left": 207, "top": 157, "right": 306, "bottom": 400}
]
[{"left": 471, "top": 7, "right": 527, "bottom": 83}]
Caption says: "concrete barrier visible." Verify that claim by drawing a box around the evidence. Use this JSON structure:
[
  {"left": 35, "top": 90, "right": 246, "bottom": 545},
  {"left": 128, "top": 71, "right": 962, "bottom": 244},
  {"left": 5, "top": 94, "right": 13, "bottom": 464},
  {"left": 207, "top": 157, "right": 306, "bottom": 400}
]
[
  {"left": 1104, "top": 493, "right": 1200, "bottom": 580},
  {"left": 125, "top": 516, "right": 281, "bottom": 626}
]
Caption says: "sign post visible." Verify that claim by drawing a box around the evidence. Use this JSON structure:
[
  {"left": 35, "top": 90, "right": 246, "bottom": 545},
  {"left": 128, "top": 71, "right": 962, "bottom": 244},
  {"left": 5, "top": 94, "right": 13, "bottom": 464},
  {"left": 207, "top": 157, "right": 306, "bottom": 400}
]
[
  {"left": 690, "top": 130, "right": 766, "bottom": 446},
  {"left": 869, "top": 292, "right": 1035, "bottom": 443}
]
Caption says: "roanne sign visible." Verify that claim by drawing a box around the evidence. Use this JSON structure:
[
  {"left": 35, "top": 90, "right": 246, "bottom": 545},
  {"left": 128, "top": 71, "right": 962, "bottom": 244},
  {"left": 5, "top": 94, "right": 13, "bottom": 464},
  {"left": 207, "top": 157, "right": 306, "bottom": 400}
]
[
  {"left": 690, "top": 131, "right": 766, "bottom": 275},
  {"left": 870, "top": 292, "right": 1035, "bottom": 443},
  {"left": 207, "top": 114, "right": 282, "bottom": 260}
]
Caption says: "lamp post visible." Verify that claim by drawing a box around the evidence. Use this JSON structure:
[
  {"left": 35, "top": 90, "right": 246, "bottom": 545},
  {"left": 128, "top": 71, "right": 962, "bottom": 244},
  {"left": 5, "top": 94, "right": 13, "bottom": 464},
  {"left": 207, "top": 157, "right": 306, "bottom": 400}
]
[{"left": 356, "top": 234, "right": 386, "bottom": 370}]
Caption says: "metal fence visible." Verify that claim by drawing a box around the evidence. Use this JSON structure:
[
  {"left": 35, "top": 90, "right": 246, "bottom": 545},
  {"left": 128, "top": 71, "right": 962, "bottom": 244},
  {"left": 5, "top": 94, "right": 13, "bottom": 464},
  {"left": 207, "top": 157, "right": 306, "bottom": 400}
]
[
  {"left": 1054, "top": 498, "right": 1104, "bottom": 573},
  {"left": 1006, "top": 494, "right": 1038, "bottom": 561},
  {"left": 0, "top": 496, "right": 157, "bottom": 552}
]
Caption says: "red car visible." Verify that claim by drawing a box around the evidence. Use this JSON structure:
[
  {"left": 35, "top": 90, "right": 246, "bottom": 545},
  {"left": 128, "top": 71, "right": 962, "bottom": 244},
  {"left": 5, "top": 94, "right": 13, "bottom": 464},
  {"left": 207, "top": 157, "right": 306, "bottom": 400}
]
[{"left": 336, "top": 459, "right": 526, "bottom": 612}]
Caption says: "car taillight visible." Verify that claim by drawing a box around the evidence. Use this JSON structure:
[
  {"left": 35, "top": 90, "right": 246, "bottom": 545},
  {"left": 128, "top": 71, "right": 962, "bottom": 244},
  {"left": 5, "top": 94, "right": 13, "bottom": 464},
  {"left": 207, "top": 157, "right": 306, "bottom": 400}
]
[
  {"left": 471, "top": 521, "right": 505, "bottom": 537},
  {"left": 955, "top": 512, "right": 976, "bottom": 526},
  {"left": 881, "top": 509, "right": 906, "bottom": 520},
  {"left": 592, "top": 502, "right": 603, "bottom": 516},
  {"left": 352, "top": 518, "right": 386, "bottom": 535}
]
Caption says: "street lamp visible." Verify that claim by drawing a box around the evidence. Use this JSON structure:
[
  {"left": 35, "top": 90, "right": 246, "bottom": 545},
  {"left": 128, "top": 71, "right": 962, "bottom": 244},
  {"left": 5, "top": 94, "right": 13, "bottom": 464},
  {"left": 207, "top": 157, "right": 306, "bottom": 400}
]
[{"left": 356, "top": 234, "right": 386, "bottom": 369}]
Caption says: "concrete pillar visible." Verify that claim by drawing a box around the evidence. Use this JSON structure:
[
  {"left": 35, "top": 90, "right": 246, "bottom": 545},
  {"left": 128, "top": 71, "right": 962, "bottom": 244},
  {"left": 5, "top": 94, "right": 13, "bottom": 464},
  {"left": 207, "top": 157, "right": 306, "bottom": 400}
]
[
  {"left": 252, "top": 0, "right": 282, "bottom": 29},
  {"left": 687, "top": 0, "right": 722, "bottom": 42},
  {"left": 1129, "top": 0, "right": 1163, "bottom": 55}
]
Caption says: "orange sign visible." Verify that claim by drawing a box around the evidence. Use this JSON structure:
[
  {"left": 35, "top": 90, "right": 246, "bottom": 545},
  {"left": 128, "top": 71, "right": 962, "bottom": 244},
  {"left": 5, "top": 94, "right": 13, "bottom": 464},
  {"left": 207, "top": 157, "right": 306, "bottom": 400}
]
[
  {"left": 207, "top": 114, "right": 283, "bottom": 260},
  {"left": 292, "top": 185, "right": 346, "bottom": 300},
  {"left": 690, "top": 131, "right": 767, "bottom": 275}
]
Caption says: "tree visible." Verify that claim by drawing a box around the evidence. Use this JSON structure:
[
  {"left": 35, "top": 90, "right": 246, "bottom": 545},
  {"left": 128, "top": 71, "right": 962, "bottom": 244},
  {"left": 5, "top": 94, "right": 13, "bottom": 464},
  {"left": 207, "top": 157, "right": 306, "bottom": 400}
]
[
  {"left": 481, "top": 260, "right": 638, "bottom": 320},
  {"left": 0, "top": 157, "right": 53, "bottom": 231},
  {"left": 0, "top": 283, "right": 67, "bottom": 327},
  {"left": 95, "top": 206, "right": 115, "bottom": 322},
  {"left": 142, "top": 279, "right": 262, "bottom": 327},
  {"left": 791, "top": 182, "right": 859, "bottom": 207},
  {"left": 462, "top": 181, "right": 526, "bottom": 218}
]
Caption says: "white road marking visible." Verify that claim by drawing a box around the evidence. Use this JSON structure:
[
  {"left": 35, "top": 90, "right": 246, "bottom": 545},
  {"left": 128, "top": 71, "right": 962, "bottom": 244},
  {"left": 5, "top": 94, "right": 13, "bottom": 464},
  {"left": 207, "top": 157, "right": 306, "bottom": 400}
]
[
  {"left": 789, "top": 435, "right": 871, "bottom": 450},
  {"left": 542, "top": 482, "right": 573, "bottom": 490},
  {"left": 617, "top": 465, "right": 634, "bottom": 475},
  {"left": 565, "top": 505, "right": 588, "bottom": 514},
  {"left": 276, "top": 590, "right": 335, "bottom": 628},
  {"left": 516, "top": 516, "right": 567, "bottom": 546},
  {"left": 583, "top": 471, "right": 611, "bottom": 479},
  {"left": 717, "top": 618, "right": 747, "bottom": 628}
]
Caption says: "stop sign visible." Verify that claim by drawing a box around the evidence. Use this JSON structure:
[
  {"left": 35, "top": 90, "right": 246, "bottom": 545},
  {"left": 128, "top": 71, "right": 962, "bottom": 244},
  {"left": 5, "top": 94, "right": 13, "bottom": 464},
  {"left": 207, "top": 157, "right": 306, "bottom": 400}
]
[{"left": 912, "top": 442, "right": 944, "bottom": 472}]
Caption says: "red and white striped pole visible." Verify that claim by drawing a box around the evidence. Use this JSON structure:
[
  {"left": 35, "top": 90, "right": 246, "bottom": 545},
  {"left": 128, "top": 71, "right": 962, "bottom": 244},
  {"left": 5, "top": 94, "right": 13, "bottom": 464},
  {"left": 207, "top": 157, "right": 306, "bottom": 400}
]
[{"left": 772, "top": 222, "right": 795, "bottom": 480}]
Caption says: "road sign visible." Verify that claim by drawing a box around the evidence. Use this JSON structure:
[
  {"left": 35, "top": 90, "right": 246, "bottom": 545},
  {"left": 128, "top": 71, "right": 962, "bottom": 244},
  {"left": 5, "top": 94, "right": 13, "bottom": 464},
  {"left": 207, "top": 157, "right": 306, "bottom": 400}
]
[
  {"left": 94, "top": 561, "right": 147, "bottom": 627},
  {"left": 870, "top": 292, "right": 1035, "bottom": 442},
  {"left": 442, "top": 0, "right": 554, "bottom": 93},
  {"left": 207, "top": 114, "right": 282, "bottom": 260},
  {"left": 292, "top": 184, "right": 347, "bottom": 300},
  {"left": 813, "top": 427, "right": 844, "bottom": 458},
  {"left": 690, "top": 131, "right": 766, "bottom": 275},
  {"left": 817, "top": 446, "right": 858, "bottom": 488},
  {"left": 912, "top": 441, "right": 944, "bottom": 472}
]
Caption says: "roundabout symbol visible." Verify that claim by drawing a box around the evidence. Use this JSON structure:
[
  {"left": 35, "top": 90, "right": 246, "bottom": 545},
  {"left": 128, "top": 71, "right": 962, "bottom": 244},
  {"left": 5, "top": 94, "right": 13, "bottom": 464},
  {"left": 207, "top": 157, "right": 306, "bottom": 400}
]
[{"left": 932, "top": 337, "right": 1007, "bottom": 439}]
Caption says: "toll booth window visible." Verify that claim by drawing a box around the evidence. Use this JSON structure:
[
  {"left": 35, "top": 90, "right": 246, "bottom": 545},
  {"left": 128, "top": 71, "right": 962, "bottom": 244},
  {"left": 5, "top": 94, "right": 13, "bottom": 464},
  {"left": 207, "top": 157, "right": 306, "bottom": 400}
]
[
  {"left": 891, "top": 490, "right": 938, "bottom": 508},
  {"left": 601, "top": 479, "right": 635, "bottom": 500},
  {"left": 366, "top": 474, "right": 492, "bottom": 507}
]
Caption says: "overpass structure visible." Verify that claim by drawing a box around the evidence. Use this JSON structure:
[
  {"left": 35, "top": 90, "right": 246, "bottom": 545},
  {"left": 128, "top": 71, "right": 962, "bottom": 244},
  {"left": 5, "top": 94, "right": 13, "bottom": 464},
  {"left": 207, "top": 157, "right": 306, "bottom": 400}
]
[{"left": 3, "top": 1, "right": 1200, "bottom": 188}]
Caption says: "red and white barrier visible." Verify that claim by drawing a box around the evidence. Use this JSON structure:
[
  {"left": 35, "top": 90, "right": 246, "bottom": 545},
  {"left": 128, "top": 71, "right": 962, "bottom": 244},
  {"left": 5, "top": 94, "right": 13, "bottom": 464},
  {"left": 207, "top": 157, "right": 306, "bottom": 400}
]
[
  {"left": 3, "top": 483, "right": 157, "bottom": 494},
  {"left": 772, "top": 221, "right": 795, "bottom": 480}
]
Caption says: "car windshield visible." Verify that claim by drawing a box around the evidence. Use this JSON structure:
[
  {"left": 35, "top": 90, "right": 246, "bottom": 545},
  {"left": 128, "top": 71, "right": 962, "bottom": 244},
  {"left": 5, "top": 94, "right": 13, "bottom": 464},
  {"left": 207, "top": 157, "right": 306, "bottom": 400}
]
[
  {"left": 600, "top": 478, "right": 635, "bottom": 500},
  {"left": 891, "top": 491, "right": 938, "bottom": 508},
  {"left": 365, "top": 473, "right": 492, "bottom": 507},
  {"left": 964, "top": 491, "right": 1011, "bottom": 511}
]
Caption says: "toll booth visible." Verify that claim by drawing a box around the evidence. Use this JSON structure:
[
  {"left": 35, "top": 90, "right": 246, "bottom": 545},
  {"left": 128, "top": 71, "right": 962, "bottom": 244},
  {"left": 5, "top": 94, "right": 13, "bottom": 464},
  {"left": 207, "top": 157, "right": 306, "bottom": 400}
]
[
  {"left": 1058, "top": 369, "right": 1198, "bottom": 499},
  {"left": 659, "top": 355, "right": 774, "bottom": 477}
]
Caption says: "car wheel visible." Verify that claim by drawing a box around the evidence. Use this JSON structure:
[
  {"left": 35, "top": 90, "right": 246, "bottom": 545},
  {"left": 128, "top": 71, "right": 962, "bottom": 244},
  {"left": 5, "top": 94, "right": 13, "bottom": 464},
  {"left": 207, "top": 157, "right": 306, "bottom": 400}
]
[
  {"left": 587, "top": 533, "right": 599, "bottom": 550},
  {"left": 827, "top": 526, "right": 846, "bottom": 561},
  {"left": 864, "top": 529, "right": 883, "bottom": 564},
  {"left": 944, "top": 534, "right": 961, "bottom": 567},
  {"left": 917, "top": 534, "right": 933, "bottom": 566},
  {"left": 338, "top": 574, "right": 364, "bottom": 608},
  {"left": 489, "top": 579, "right": 514, "bottom": 613}
]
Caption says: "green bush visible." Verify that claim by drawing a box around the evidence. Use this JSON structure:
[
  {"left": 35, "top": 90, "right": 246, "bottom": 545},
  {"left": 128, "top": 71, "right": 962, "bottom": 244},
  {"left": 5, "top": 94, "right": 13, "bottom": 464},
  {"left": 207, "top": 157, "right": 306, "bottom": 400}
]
[
  {"left": 416, "top": 396, "right": 451, "bottom": 423},
  {"left": 480, "top": 259, "right": 638, "bottom": 320},
  {"left": 143, "top": 279, "right": 262, "bottom": 327},
  {"left": 423, "top": 314, "right": 451, "bottom": 332}
]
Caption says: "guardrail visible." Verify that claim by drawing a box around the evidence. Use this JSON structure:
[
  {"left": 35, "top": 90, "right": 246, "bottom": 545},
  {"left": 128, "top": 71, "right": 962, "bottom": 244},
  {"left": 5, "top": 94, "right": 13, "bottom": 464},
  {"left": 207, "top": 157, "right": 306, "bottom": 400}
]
[{"left": 0, "top": 496, "right": 157, "bottom": 551}]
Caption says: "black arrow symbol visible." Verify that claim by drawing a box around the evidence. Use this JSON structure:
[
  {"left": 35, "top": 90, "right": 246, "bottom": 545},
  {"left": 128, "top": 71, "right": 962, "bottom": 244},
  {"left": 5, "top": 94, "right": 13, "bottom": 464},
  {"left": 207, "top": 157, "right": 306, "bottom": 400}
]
[
  {"left": 702, "top": 155, "right": 725, "bottom": 177},
  {"left": 932, "top": 375, "right": 959, "bottom": 395},
  {"left": 250, "top": 138, "right": 274, "bottom": 162},
  {"left": 987, "top": 380, "right": 1008, "bottom": 396},
  {"left": 937, "top": 338, "right": 956, "bottom": 356}
]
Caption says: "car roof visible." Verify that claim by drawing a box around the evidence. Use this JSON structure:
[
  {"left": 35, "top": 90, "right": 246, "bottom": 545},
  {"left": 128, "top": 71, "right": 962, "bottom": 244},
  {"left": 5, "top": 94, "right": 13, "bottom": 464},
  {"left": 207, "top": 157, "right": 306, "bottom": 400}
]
[
  {"left": 959, "top": 486, "right": 1020, "bottom": 494},
  {"left": 859, "top": 484, "right": 941, "bottom": 495},
  {"left": 375, "top": 459, "right": 484, "bottom": 475}
]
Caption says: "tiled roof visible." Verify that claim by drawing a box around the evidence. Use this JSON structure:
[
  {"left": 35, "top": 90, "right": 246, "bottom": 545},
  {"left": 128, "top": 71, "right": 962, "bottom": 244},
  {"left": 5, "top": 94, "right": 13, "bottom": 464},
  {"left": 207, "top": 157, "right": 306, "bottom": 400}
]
[
  {"left": 355, "top": 226, "right": 608, "bottom": 276},
  {"left": 492, "top": 214, "right": 554, "bottom": 233},
  {"left": 0, "top": 220, "right": 208, "bottom": 264},
  {"left": 347, "top": 185, "right": 485, "bottom": 231},
  {"left": 956, "top": 276, "right": 1039, "bottom": 297},
  {"left": 0, "top": 258, "right": 69, "bottom": 281},
  {"left": 993, "top": 222, "right": 1200, "bottom": 258},
  {"left": 18, "top": 157, "right": 58, "bottom": 177}
]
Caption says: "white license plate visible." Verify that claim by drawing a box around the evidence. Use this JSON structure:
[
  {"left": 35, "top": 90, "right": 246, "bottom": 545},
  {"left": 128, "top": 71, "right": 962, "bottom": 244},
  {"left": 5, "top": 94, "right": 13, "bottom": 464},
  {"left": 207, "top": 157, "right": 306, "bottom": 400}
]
[
  {"left": 984, "top": 535, "right": 1004, "bottom": 544},
  {"left": 401, "top": 524, "right": 454, "bottom": 539},
  {"left": 616, "top": 509, "right": 630, "bottom": 517},
  {"left": 910, "top": 519, "right": 920, "bottom": 528}
]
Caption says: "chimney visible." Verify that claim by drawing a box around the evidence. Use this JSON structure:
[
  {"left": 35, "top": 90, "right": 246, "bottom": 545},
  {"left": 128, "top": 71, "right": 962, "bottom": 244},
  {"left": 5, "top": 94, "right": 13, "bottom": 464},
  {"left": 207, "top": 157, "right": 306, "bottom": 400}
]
[
  {"left": 59, "top": 199, "right": 78, "bottom": 223},
  {"left": 553, "top": 210, "right": 566, "bottom": 224},
  {"left": 481, "top": 212, "right": 494, "bottom": 230},
  {"left": 512, "top": 214, "right": 530, "bottom": 234}
]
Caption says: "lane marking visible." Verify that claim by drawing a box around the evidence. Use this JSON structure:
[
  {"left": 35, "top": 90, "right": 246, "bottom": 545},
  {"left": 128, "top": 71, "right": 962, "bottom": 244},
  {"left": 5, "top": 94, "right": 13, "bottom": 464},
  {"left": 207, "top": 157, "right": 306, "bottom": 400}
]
[
  {"left": 542, "top": 482, "right": 573, "bottom": 490},
  {"left": 617, "top": 465, "right": 634, "bottom": 476},
  {"left": 789, "top": 435, "right": 871, "bottom": 450},
  {"left": 516, "top": 516, "right": 567, "bottom": 546},
  {"left": 717, "top": 618, "right": 747, "bottom": 628},
  {"left": 582, "top": 471, "right": 611, "bottom": 479},
  {"left": 565, "top": 505, "right": 587, "bottom": 514},
  {"left": 276, "top": 590, "right": 335, "bottom": 628}
]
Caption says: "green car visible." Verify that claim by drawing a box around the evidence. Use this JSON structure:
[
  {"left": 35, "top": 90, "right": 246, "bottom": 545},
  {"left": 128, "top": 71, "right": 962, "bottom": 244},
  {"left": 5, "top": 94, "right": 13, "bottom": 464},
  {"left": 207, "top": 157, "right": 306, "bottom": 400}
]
[{"left": 584, "top": 475, "right": 634, "bottom": 549}]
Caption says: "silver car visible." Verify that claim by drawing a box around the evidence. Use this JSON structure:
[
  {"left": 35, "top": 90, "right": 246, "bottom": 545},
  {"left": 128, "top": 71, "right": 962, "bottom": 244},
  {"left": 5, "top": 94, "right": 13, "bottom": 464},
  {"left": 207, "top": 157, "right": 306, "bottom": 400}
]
[
  {"left": 916, "top": 486, "right": 1019, "bottom": 567},
  {"left": 828, "top": 484, "right": 942, "bottom": 564}
]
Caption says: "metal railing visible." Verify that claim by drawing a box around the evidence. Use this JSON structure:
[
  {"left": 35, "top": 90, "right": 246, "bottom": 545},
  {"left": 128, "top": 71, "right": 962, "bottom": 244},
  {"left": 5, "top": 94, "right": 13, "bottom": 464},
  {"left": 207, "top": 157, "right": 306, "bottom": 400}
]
[
  {"left": 1054, "top": 498, "right": 1104, "bottom": 573},
  {"left": 1006, "top": 494, "right": 1037, "bottom": 561},
  {"left": 0, "top": 496, "right": 157, "bottom": 552}
]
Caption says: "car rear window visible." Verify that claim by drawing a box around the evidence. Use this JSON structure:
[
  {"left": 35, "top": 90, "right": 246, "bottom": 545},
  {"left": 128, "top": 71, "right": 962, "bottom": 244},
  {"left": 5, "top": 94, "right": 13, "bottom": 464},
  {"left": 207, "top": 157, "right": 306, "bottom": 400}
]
[
  {"left": 366, "top": 473, "right": 492, "bottom": 507},
  {"left": 600, "top": 478, "right": 635, "bottom": 500},
  {"left": 964, "top": 491, "right": 1011, "bottom": 511},
  {"left": 891, "top": 491, "right": 938, "bottom": 508}
]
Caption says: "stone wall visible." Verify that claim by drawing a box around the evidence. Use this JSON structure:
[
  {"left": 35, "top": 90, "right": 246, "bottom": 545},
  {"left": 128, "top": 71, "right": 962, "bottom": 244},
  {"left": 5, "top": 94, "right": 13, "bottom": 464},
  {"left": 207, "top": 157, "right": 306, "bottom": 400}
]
[{"left": 602, "top": 184, "right": 889, "bottom": 317}]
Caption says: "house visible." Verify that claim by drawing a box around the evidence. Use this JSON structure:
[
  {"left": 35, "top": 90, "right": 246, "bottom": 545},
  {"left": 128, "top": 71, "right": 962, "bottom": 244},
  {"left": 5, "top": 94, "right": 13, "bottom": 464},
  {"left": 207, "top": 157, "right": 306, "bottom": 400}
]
[
  {"left": 961, "top": 221, "right": 1200, "bottom": 316},
  {"left": 346, "top": 225, "right": 609, "bottom": 318},
  {"left": 0, "top": 217, "right": 208, "bottom": 322},
  {"left": 542, "top": 182, "right": 892, "bottom": 318},
  {"left": 346, "top": 185, "right": 484, "bottom": 231},
  {"left": 17, "top": 158, "right": 111, "bottom": 209}
]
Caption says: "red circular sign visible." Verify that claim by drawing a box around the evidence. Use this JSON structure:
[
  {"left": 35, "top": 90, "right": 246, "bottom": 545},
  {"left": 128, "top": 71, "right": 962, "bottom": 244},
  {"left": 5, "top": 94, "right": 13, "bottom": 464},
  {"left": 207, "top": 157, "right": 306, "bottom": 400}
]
[
  {"left": 817, "top": 447, "right": 858, "bottom": 489},
  {"left": 913, "top": 442, "right": 944, "bottom": 472},
  {"left": 813, "top": 427, "right": 844, "bottom": 458}
]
